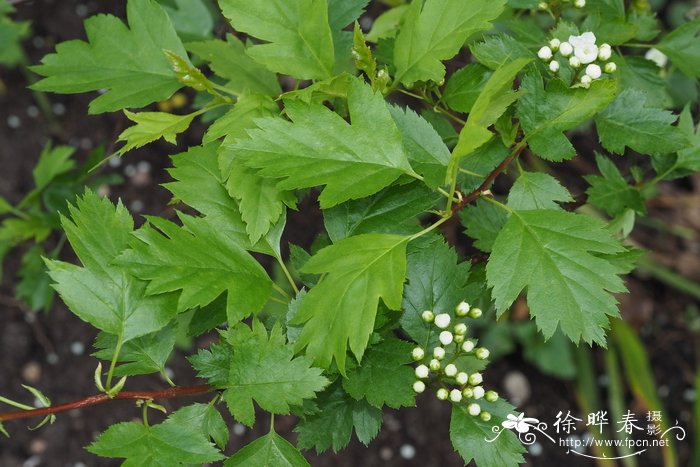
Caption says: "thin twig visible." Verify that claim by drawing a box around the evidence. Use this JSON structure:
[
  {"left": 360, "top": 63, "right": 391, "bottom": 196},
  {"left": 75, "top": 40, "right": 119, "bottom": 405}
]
[
  {"left": 0, "top": 384, "right": 214, "bottom": 423},
  {"left": 450, "top": 142, "right": 527, "bottom": 216}
]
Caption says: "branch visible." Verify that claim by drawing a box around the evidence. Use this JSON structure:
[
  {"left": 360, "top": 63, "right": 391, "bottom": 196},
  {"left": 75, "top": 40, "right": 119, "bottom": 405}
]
[
  {"left": 0, "top": 384, "right": 214, "bottom": 423},
  {"left": 450, "top": 142, "right": 527, "bottom": 216}
]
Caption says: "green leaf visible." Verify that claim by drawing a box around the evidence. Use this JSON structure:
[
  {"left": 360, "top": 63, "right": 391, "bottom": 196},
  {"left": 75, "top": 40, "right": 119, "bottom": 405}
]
[
  {"left": 517, "top": 73, "right": 617, "bottom": 161},
  {"left": 674, "top": 106, "right": 700, "bottom": 173},
  {"left": 17, "top": 245, "right": 55, "bottom": 312},
  {"left": 323, "top": 182, "right": 439, "bottom": 242},
  {"left": 450, "top": 399, "right": 526, "bottom": 467},
  {"left": 515, "top": 323, "right": 577, "bottom": 379},
  {"left": 595, "top": 89, "right": 690, "bottom": 156},
  {"left": 655, "top": 19, "right": 700, "bottom": 79},
  {"left": 293, "top": 233, "right": 409, "bottom": 372},
  {"left": 366, "top": 5, "right": 409, "bottom": 42},
  {"left": 167, "top": 403, "right": 229, "bottom": 451},
  {"left": 342, "top": 337, "right": 416, "bottom": 409},
  {"left": 116, "top": 214, "right": 272, "bottom": 324},
  {"left": 226, "top": 431, "right": 309, "bottom": 467},
  {"left": 189, "top": 341, "right": 231, "bottom": 388},
  {"left": 401, "top": 236, "right": 470, "bottom": 346},
  {"left": 388, "top": 105, "right": 451, "bottom": 188},
  {"left": 216, "top": 96, "right": 294, "bottom": 244},
  {"left": 585, "top": 153, "right": 645, "bottom": 216},
  {"left": 187, "top": 36, "right": 281, "bottom": 96},
  {"left": 233, "top": 77, "right": 418, "bottom": 208},
  {"left": 507, "top": 172, "right": 573, "bottom": 210},
  {"left": 0, "top": 5, "right": 30, "bottom": 66},
  {"left": 471, "top": 34, "right": 533, "bottom": 70},
  {"left": 87, "top": 405, "right": 225, "bottom": 465},
  {"left": 486, "top": 209, "right": 627, "bottom": 344},
  {"left": 460, "top": 199, "right": 508, "bottom": 252},
  {"left": 442, "top": 64, "right": 492, "bottom": 113},
  {"left": 32, "top": 145, "right": 76, "bottom": 191},
  {"left": 452, "top": 58, "right": 532, "bottom": 161},
  {"left": 204, "top": 93, "right": 279, "bottom": 144},
  {"left": 221, "top": 321, "right": 329, "bottom": 426},
  {"left": 219, "top": 0, "right": 335, "bottom": 80},
  {"left": 393, "top": 0, "right": 506, "bottom": 86},
  {"left": 31, "top": 0, "right": 188, "bottom": 114},
  {"left": 164, "top": 143, "right": 282, "bottom": 256},
  {"left": 93, "top": 327, "right": 175, "bottom": 377},
  {"left": 117, "top": 110, "right": 195, "bottom": 156},
  {"left": 47, "top": 191, "right": 178, "bottom": 342},
  {"left": 295, "top": 384, "right": 382, "bottom": 453},
  {"left": 158, "top": 0, "right": 215, "bottom": 41}
]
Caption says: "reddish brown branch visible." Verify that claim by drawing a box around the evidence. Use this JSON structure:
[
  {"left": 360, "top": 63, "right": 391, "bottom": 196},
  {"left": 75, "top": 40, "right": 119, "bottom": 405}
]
[
  {"left": 451, "top": 143, "right": 527, "bottom": 216},
  {"left": 0, "top": 384, "right": 214, "bottom": 423}
]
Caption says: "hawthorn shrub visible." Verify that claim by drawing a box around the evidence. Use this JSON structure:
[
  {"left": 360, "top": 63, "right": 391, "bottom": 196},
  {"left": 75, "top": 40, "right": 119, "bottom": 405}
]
[{"left": 1, "top": 0, "right": 699, "bottom": 465}]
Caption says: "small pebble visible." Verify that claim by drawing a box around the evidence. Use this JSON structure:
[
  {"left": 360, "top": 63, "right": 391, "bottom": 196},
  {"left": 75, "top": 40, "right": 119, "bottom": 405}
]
[
  {"left": 503, "top": 371, "right": 531, "bottom": 406},
  {"left": 683, "top": 388, "right": 695, "bottom": 402},
  {"left": 232, "top": 423, "right": 245, "bottom": 436},
  {"left": 46, "top": 353, "right": 59, "bottom": 365},
  {"left": 70, "top": 341, "right": 85, "bottom": 356},
  {"left": 22, "top": 456, "right": 41, "bottom": 467},
  {"left": 379, "top": 446, "right": 393, "bottom": 461},
  {"left": 130, "top": 200, "right": 144, "bottom": 213},
  {"left": 26, "top": 106, "right": 39, "bottom": 118},
  {"left": 658, "top": 385, "right": 670, "bottom": 398},
  {"left": 32, "top": 36, "right": 45, "bottom": 49},
  {"left": 7, "top": 115, "right": 21, "bottom": 128},
  {"left": 52, "top": 103, "right": 66, "bottom": 116},
  {"left": 136, "top": 160, "right": 152, "bottom": 173},
  {"left": 359, "top": 16, "right": 373, "bottom": 30},
  {"left": 80, "top": 138, "right": 93, "bottom": 150},
  {"left": 597, "top": 375, "right": 609, "bottom": 387},
  {"left": 529, "top": 441, "right": 543, "bottom": 456},
  {"left": 21, "top": 361, "right": 42, "bottom": 384},
  {"left": 399, "top": 444, "right": 416, "bottom": 460},
  {"left": 75, "top": 4, "right": 88, "bottom": 16},
  {"left": 108, "top": 157, "right": 122, "bottom": 168},
  {"left": 124, "top": 164, "right": 136, "bottom": 177},
  {"left": 74, "top": 463, "right": 87, "bottom": 467},
  {"left": 97, "top": 185, "right": 110, "bottom": 197},
  {"left": 164, "top": 367, "right": 175, "bottom": 381},
  {"left": 29, "top": 439, "right": 47, "bottom": 455}
]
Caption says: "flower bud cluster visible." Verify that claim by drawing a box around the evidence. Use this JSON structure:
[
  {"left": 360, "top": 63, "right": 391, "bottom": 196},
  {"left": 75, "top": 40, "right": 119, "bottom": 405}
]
[
  {"left": 412, "top": 301, "right": 497, "bottom": 421},
  {"left": 537, "top": 32, "right": 616, "bottom": 88}
]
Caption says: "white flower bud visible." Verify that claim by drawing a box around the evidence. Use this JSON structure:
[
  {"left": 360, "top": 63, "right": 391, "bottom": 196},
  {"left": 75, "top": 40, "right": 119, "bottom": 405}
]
[
  {"left": 569, "top": 56, "right": 581, "bottom": 68},
  {"left": 585, "top": 63, "right": 602, "bottom": 79},
  {"left": 604, "top": 62, "right": 617, "bottom": 73},
  {"left": 485, "top": 390, "right": 499, "bottom": 402},
  {"left": 559, "top": 42, "right": 573, "bottom": 57},
  {"left": 412, "top": 347, "right": 425, "bottom": 361},
  {"left": 450, "top": 389, "right": 463, "bottom": 402},
  {"left": 645, "top": 48, "right": 668, "bottom": 68},
  {"left": 537, "top": 1, "right": 548, "bottom": 9},
  {"left": 454, "top": 334, "right": 465, "bottom": 344},
  {"left": 574, "top": 0, "right": 585, "bottom": 7},
  {"left": 455, "top": 301, "right": 471, "bottom": 316},
  {"left": 472, "top": 386, "right": 485, "bottom": 399},
  {"left": 434, "top": 313, "right": 451, "bottom": 329},
  {"left": 549, "top": 38, "right": 561, "bottom": 51},
  {"left": 549, "top": 60, "right": 560, "bottom": 72},
  {"left": 421, "top": 310, "right": 435, "bottom": 323},
  {"left": 462, "top": 340, "right": 475, "bottom": 353},
  {"left": 475, "top": 347, "right": 490, "bottom": 360},
  {"left": 480, "top": 411, "right": 492, "bottom": 422},
  {"left": 598, "top": 43, "right": 612, "bottom": 61},
  {"left": 415, "top": 364, "right": 429, "bottom": 379},
  {"left": 439, "top": 331, "right": 454, "bottom": 346},
  {"left": 436, "top": 388, "right": 449, "bottom": 400},
  {"left": 433, "top": 346, "right": 446, "bottom": 360},
  {"left": 462, "top": 387, "right": 474, "bottom": 398},
  {"left": 537, "top": 46, "right": 553, "bottom": 61},
  {"left": 456, "top": 372, "right": 469, "bottom": 385},
  {"left": 444, "top": 363, "right": 458, "bottom": 377},
  {"left": 468, "top": 403, "right": 481, "bottom": 416},
  {"left": 454, "top": 323, "right": 468, "bottom": 335},
  {"left": 429, "top": 359, "right": 441, "bottom": 371},
  {"left": 580, "top": 74, "right": 592, "bottom": 88},
  {"left": 468, "top": 307, "right": 482, "bottom": 319},
  {"left": 469, "top": 372, "right": 483, "bottom": 386},
  {"left": 413, "top": 380, "right": 426, "bottom": 393}
]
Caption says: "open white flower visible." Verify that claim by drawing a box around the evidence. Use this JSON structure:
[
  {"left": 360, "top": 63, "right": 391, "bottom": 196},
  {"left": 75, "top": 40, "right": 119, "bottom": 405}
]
[
  {"left": 569, "top": 32, "right": 598, "bottom": 64},
  {"left": 645, "top": 48, "right": 668, "bottom": 68}
]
